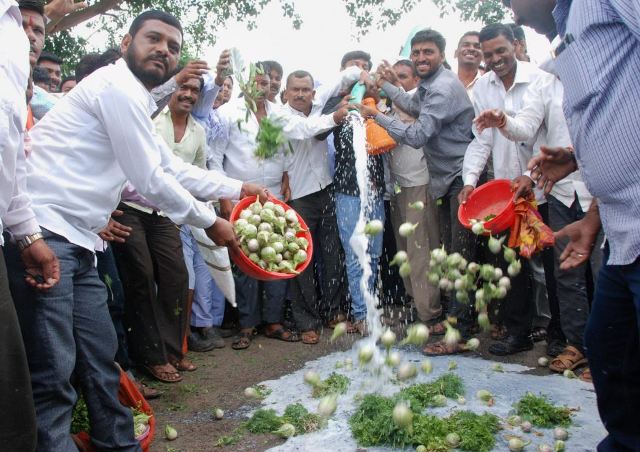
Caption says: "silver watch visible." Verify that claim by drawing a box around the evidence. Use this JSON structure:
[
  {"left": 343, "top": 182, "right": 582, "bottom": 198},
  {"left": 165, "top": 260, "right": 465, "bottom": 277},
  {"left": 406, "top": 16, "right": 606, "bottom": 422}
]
[{"left": 17, "top": 232, "right": 44, "bottom": 251}]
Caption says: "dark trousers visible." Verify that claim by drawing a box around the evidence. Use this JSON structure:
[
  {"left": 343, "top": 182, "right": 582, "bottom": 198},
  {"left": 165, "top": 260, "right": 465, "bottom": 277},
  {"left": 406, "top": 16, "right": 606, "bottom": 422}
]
[
  {"left": 234, "top": 270, "right": 288, "bottom": 329},
  {"left": 5, "top": 231, "right": 139, "bottom": 451},
  {"left": 0, "top": 246, "right": 36, "bottom": 451},
  {"left": 537, "top": 203, "right": 561, "bottom": 338},
  {"left": 548, "top": 195, "right": 603, "bottom": 352},
  {"left": 288, "top": 185, "right": 347, "bottom": 330},
  {"left": 585, "top": 244, "right": 640, "bottom": 451},
  {"left": 97, "top": 245, "right": 130, "bottom": 370},
  {"left": 380, "top": 199, "right": 407, "bottom": 307},
  {"left": 439, "top": 176, "right": 477, "bottom": 332},
  {"left": 112, "top": 204, "right": 188, "bottom": 366}
]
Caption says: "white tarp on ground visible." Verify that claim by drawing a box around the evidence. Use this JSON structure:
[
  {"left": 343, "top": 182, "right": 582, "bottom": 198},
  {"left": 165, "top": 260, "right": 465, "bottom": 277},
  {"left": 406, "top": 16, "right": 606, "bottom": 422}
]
[{"left": 256, "top": 350, "right": 604, "bottom": 452}]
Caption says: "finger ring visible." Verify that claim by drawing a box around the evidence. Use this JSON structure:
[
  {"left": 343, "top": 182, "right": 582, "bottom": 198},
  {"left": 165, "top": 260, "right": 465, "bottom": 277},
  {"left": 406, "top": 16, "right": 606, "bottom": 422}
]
[{"left": 576, "top": 253, "right": 585, "bottom": 257}]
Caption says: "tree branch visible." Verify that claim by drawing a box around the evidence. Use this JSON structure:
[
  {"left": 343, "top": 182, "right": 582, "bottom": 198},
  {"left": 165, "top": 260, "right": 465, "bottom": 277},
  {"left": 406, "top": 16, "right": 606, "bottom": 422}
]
[{"left": 48, "top": 0, "right": 125, "bottom": 34}]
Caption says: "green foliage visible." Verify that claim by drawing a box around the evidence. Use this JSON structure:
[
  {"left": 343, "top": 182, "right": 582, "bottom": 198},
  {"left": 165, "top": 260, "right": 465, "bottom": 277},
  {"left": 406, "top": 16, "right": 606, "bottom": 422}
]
[
  {"left": 446, "top": 411, "right": 501, "bottom": 451},
  {"left": 43, "top": 30, "right": 87, "bottom": 76},
  {"left": 397, "top": 373, "right": 465, "bottom": 410},
  {"left": 255, "top": 116, "right": 291, "bottom": 160},
  {"left": 514, "top": 392, "right": 573, "bottom": 428},
  {"left": 214, "top": 427, "right": 244, "bottom": 447},
  {"left": 245, "top": 404, "right": 323, "bottom": 436},
  {"left": 245, "top": 408, "right": 283, "bottom": 433},
  {"left": 71, "top": 397, "right": 90, "bottom": 434},
  {"left": 312, "top": 373, "right": 350, "bottom": 398},
  {"left": 349, "top": 394, "right": 414, "bottom": 448},
  {"left": 431, "top": 0, "right": 508, "bottom": 24},
  {"left": 282, "top": 403, "right": 322, "bottom": 434}
]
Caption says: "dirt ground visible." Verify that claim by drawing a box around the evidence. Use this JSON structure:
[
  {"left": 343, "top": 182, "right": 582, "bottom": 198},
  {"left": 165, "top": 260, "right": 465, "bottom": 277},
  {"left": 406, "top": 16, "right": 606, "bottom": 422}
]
[{"left": 144, "top": 320, "right": 557, "bottom": 452}]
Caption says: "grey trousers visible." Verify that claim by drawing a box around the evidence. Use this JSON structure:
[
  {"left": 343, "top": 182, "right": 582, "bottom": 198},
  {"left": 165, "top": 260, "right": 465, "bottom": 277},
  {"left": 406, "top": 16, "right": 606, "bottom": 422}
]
[{"left": 390, "top": 184, "right": 442, "bottom": 322}]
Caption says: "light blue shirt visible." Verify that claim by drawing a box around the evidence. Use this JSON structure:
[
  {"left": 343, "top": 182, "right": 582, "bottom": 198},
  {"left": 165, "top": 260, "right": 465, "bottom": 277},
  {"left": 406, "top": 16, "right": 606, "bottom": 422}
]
[{"left": 553, "top": 0, "right": 640, "bottom": 265}]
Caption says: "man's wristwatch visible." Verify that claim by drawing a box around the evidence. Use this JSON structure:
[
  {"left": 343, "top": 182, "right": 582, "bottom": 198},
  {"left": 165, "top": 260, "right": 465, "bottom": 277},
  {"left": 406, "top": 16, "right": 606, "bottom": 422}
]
[{"left": 17, "top": 232, "right": 44, "bottom": 251}]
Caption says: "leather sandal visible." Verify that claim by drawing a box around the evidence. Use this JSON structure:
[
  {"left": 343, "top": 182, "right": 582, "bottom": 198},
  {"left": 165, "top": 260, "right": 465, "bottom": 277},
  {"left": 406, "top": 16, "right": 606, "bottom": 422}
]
[
  {"left": 143, "top": 364, "right": 183, "bottom": 383},
  {"left": 549, "top": 345, "right": 587, "bottom": 373},
  {"left": 301, "top": 330, "right": 320, "bottom": 345}
]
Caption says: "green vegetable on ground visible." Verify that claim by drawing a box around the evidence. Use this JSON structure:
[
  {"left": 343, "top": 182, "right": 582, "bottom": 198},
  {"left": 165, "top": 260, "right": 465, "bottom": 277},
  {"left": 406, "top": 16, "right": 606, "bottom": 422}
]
[
  {"left": 514, "top": 392, "right": 573, "bottom": 428},
  {"left": 245, "top": 403, "right": 323, "bottom": 436},
  {"left": 397, "top": 373, "right": 464, "bottom": 410},
  {"left": 311, "top": 373, "right": 350, "bottom": 398}
]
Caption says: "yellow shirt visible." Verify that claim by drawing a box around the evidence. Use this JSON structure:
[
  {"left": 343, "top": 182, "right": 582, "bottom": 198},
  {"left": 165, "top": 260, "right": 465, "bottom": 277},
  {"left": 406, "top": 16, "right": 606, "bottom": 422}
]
[{"left": 154, "top": 107, "right": 207, "bottom": 169}]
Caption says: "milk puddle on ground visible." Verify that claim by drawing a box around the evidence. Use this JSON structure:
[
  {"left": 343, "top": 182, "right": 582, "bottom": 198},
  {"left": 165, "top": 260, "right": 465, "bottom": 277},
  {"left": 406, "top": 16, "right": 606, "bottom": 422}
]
[{"left": 252, "top": 350, "right": 604, "bottom": 452}]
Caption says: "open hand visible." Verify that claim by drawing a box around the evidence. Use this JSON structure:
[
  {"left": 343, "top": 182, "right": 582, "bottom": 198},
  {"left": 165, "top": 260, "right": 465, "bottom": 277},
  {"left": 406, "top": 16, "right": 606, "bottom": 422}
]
[
  {"left": 176, "top": 60, "right": 210, "bottom": 86},
  {"left": 555, "top": 215, "right": 600, "bottom": 270},
  {"left": 45, "top": 0, "right": 87, "bottom": 22},
  {"left": 474, "top": 109, "right": 506, "bottom": 133},
  {"left": 21, "top": 239, "right": 60, "bottom": 290},
  {"left": 376, "top": 60, "right": 398, "bottom": 87},
  {"left": 527, "top": 146, "right": 578, "bottom": 195},
  {"left": 215, "top": 49, "right": 231, "bottom": 85}
]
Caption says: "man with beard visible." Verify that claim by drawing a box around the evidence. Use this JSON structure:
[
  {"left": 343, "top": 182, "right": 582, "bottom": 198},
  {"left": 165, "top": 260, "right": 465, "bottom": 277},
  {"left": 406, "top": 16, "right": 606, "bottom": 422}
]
[
  {"left": 4, "top": 10, "right": 264, "bottom": 450},
  {"left": 454, "top": 31, "right": 484, "bottom": 100},
  {"left": 358, "top": 29, "right": 476, "bottom": 341},
  {"left": 503, "top": 0, "right": 640, "bottom": 449},
  {"left": 458, "top": 23, "right": 546, "bottom": 356}
]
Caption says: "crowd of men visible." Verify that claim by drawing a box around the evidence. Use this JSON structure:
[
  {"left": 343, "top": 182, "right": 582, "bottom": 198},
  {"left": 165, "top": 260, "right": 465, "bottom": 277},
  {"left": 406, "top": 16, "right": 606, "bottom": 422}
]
[{"left": 1, "top": 0, "right": 639, "bottom": 450}]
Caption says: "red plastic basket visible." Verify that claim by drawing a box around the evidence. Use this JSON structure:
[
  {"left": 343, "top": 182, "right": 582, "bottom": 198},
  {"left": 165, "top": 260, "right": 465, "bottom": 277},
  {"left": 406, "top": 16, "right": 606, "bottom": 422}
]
[
  {"left": 230, "top": 196, "right": 314, "bottom": 281},
  {"left": 458, "top": 179, "right": 516, "bottom": 235}
]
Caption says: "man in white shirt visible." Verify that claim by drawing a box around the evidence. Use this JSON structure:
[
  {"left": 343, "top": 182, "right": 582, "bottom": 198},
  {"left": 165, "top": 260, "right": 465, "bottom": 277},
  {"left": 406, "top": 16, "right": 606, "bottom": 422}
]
[
  {"left": 455, "top": 30, "right": 484, "bottom": 100},
  {"left": 387, "top": 59, "right": 442, "bottom": 328},
  {"left": 474, "top": 28, "right": 603, "bottom": 376},
  {"left": 4, "top": 10, "right": 262, "bottom": 450},
  {"left": 0, "top": 2, "right": 59, "bottom": 449},
  {"left": 458, "top": 23, "right": 546, "bottom": 356},
  {"left": 210, "top": 62, "right": 348, "bottom": 349},
  {"left": 283, "top": 67, "right": 361, "bottom": 344}
]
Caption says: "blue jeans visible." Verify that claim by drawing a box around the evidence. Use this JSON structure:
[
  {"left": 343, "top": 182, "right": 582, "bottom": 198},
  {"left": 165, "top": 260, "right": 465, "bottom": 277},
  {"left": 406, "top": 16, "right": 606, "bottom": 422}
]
[
  {"left": 5, "top": 230, "right": 140, "bottom": 452},
  {"left": 585, "top": 244, "right": 640, "bottom": 451},
  {"left": 180, "top": 227, "right": 225, "bottom": 328},
  {"left": 335, "top": 192, "right": 384, "bottom": 321}
]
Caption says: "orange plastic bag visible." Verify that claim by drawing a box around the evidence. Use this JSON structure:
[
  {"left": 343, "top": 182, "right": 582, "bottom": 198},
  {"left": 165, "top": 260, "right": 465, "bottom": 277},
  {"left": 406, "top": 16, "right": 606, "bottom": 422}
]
[
  {"left": 507, "top": 195, "right": 555, "bottom": 258},
  {"left": 73, "top": 369, "right": 155, "bottom": 451}
]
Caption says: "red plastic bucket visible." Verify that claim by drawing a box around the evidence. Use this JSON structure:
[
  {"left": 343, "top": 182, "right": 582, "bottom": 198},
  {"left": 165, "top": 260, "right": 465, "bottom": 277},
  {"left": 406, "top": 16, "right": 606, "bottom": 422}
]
[
  {"left": 230, "top": 196, "right": 313, "bottom": 281},
  {"left": 458, "top": 179, "right": 515, "bottom": 235}
]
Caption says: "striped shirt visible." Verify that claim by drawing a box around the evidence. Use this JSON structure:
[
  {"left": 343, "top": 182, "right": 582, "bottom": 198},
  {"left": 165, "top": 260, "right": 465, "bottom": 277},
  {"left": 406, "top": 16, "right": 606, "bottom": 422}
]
[{"left": 553, "top": 0, "right": 640, "bottom": 265}]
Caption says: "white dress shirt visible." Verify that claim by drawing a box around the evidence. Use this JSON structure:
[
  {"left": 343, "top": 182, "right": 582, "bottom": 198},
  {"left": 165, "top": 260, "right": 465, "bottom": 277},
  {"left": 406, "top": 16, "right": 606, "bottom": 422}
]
[
  {"left": 210, "top": 98, "right": 338, "bottom": 197},
  {"left": 0, "top": 0, "right": 39, "bottom": 244},
  {"left": 285, "top": 66, "right": 362, "bottom": 200},
  {"left": 27, "top": 59, "right": 243, "bottom": 251},
  {"left": 463, "top": 60, "right": 545, "bottom": 201},
  {"left": 501, "top": 70, "right": 592, "bottom": 212}
]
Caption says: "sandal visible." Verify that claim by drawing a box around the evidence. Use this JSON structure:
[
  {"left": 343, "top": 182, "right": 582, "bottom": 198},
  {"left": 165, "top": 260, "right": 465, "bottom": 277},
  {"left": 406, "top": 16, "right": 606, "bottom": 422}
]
[
  {"left": 579, "top": 367, "right": 592, "bottom": 383},
  {"left": 491, "top": 325, "right": 508, "bottom": 340},
  {"left": 170, "top": 357, "right": 197, "bottom": 372},
  {"left": 428, "top": 321, "right": 447, "bottom": 336},
  {"left": 135, "top": 381, "right": 162, "bottom": 400},
  {"left": 143, "top": 364, "right": 183, "bottom": 383},
  {"left": 423, "top": 340, "right": 468, "bottom": 356},
  {"left": 549, "top": 345, "right": 587, "bottom": 373},
  {"left": 531, "top": 327, "right": 548, "bottom": 343},
  {"left": 301, "top": 330, "right": 320, "bottom": 345},
  {"left": 264, "top": 326, "right": 301, "bottom": 342},
  {"left": 232, "top": 331, "right": 253, "bottom": 350}
]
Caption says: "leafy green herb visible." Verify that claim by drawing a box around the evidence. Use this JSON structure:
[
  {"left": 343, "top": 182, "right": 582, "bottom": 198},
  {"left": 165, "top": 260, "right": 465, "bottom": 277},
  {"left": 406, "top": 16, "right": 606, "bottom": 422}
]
[
  {"left": 483, "top": 214, "right": 497, "bottom": 221},
  {"left": 349, "top": 394, "right": 414, "bottom": 448},
  {"left": 312, "top": 373, "right": 350, "bottom": 398},
  {"left": 283, "top": 403, "right": 322, "bottom": 434},
  {"left": 514, "top": 392, "right": 573, "bottom": 428},
  {"left": 397, "top": 373, "right": 464, "bottom": 410},
  {"left": 446, "top": 411, "right": 500, "bottom": 451},
  {"left": 245, "top": 408, "right": 282, "bottom": 433},
  {"left": 71, "top": 397, "right": 90, "bottom": 434},
  {"left": 215, "top": 427, "right": 244, "bottom": 447},
  {"left": 255, "top": 116, "right": 291, "bottom": 160},
  {"left": 250, "top": 384, "right": 272, "bottom": 399}
]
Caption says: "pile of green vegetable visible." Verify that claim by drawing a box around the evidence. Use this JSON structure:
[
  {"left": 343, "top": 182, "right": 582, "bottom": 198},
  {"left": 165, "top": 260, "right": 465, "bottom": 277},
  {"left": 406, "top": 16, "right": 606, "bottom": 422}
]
[
  {"left": 397, "top": 373, "right": 465, "bottom": 410},
  {"left": 514, "top": 392, "right": 573, "bottom": 428},
  {"left": 245, "top": 403, "right": 323, "bottom": 437},
  {"left": 310, "top": 373, "right": 350, "bottom": 398},
  {"left": 71, "top": 398, "right": 151, "bottom": 439},
  {"left": 234, "top": 199, "right": 309, "bottom": 274}
]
